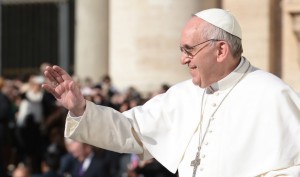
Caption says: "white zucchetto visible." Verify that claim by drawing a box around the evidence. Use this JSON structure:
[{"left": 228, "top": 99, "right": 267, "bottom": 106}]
[{"left": 195, "top": 8, "right": 242, "bottom": 39}]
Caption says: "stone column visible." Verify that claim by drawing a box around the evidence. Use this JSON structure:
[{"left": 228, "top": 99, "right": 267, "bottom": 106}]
[
  {"left": 75, "top": 0, "right": 109, "bottom": 83},
  {"left": 282, "top": 0, "right": 300, "bottom": 92},
  {"left": 292, "top": 13, "right": 300, "bottom": 65},
  {"left": 293, "top": 14, "right": 300, "bottom": 40},
  {"left": 222, "top": 0, "right": 271, "bottom": 71},
  {"left": 109, "top": 0, "right": 219, "bottom": 94}
]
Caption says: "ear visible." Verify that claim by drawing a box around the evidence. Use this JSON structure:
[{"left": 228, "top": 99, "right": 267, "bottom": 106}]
[{"left": 216, "top": 41, "right": 229, "bottom": 62}]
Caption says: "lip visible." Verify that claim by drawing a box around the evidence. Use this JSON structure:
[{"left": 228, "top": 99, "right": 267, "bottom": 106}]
[{"left": 188, "top": 63, "right": 197, "bottom": 70}]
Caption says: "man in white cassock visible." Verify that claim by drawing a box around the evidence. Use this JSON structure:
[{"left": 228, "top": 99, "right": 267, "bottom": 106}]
[{"left": 43, "top": 8, "right": 300, "bottom": 177}]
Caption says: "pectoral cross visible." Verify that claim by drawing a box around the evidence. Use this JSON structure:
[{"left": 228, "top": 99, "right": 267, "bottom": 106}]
[{"left": 190, "top": 150, "right": 201, "bottom": 177}]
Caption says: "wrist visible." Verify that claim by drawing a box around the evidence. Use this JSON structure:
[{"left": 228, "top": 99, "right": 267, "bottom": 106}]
[{"left": 70, "top": 99, "right": 86, "bottom": 116}]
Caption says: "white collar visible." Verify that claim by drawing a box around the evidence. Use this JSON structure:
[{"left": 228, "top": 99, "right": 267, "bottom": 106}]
[{"left": 207, "top": 57, "right": 251, "bottom": 93}]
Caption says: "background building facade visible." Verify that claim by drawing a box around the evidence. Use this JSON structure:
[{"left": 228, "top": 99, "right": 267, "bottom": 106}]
[{"left": 1, "top": 0, "right": 300, "bottom": 94}]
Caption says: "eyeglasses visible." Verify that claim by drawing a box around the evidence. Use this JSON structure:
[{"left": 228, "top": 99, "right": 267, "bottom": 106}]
[{"left": 179, "top": 39, "right": 219, "bottom": 58}]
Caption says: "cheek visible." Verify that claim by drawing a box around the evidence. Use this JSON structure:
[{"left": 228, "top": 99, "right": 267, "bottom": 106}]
[
  {"left": 195, "top": 66, "right": 208, "bottom": 80},
  {"left": 193, "top": 55, "right": 207, "bottom": 72},
  {"left": 195, "top": 54, "right": 214, "bottom": 75}
]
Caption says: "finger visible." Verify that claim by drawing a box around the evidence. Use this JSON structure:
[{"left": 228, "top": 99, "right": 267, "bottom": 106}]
[
  {"left": 45, "top": 70, "right": 63, "bottom": 90},
  {"left": 47, "top": 66, "right": 65, "bottom": 84},
  {"left": 44, "top": 67, "right": 57, "bottom": 83},
  {"left": 42, "top": 84, "right": 61, "bottom": 99},
  {"left": 52, "top": 65, "right": 73, "bottom": 82}
]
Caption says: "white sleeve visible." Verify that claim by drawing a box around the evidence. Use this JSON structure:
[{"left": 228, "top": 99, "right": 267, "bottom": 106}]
[{"left": 64, "top": 100, "right": 144, "bottom": 155}]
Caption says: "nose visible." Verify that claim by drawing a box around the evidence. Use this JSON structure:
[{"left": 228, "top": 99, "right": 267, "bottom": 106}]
[{"left": 180, "top": 53, "right": 191, "bottom": 65}]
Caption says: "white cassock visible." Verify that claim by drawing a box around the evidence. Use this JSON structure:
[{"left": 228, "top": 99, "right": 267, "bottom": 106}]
[{"left": 65, "top": 58, "right": 300, "bottom": 177}]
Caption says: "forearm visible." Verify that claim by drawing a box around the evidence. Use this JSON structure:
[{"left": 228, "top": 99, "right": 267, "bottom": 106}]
[{"left": 65, "top": 100, "right": 144, "bottom": 154}]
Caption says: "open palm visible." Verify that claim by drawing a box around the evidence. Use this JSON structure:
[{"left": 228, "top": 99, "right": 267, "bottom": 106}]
[{"left": 42, "top": 65, "right": 86, "bottom": 116}]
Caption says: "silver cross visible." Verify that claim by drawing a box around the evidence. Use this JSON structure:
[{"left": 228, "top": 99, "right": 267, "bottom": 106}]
[{"left": 190, "top": 151, "right": 201, "bottom": 177}]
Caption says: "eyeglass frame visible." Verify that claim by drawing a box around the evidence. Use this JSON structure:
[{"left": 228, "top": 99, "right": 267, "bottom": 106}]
[{"left": 179, "top": 39, "right": 220, "bottom": 58}]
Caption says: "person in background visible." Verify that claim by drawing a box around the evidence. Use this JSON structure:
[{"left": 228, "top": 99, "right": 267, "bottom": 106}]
[
  {"left": 33, "top": 152, "right": 62, "bottom": 177},
  {"left": 67, "top": 141, "right": 110, "bottom": 177},
  {"left": 43, "top": 8, "right": 300, "bottom": 177},
  {"left": 12, "top": 163, "right": 30, "bottom": 177},
  {"left": 0, "top": 76, "right": 14, "bottom": 177},
  {"left": 59, "top": 138, "right": 76, "bottom": 177},
  {"left": 15, "top": 75, "right": 44, "bottom": 174}
]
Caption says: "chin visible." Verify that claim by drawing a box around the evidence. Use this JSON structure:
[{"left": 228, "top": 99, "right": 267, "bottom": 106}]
[
  {"left": 192, "top": 78, "right": 201, "bottom": 86},
  {"left": 192, "top": 78, "right": 206, "bottom": 88}
]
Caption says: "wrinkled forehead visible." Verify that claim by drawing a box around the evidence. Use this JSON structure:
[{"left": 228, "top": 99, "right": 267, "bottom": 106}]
[{"left": 181, "top": 17, "right": 208, "bottom": 43}]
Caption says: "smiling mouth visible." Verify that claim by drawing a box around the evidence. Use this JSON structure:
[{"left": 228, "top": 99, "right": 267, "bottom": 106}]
[{"left": 188, "top": 63, "right": 197, "bottom": 70}]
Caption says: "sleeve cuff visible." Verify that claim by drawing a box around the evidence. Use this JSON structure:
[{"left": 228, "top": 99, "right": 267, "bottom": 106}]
[{"left": 67, "top": 111, "right": 82, "bottom": 122}]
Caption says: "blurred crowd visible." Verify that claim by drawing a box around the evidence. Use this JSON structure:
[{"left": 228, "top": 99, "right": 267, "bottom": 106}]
[{"left": 0, "top": 63, "right": 177, "bottom": 177}]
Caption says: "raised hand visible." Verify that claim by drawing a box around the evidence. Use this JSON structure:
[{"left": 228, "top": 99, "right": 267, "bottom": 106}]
[{"left": 42, "top": 65, "right": 86, "bottom": 116}]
